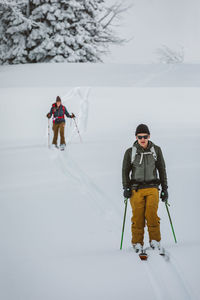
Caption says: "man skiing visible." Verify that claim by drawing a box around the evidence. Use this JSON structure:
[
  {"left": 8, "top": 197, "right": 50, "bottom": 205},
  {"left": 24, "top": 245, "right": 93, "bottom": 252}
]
[
  {"left": 46, "top": 96, "right": 75, "bottom": 149},
  {"left": 122, "top": 124, "right": 168, "bottom": 253}
]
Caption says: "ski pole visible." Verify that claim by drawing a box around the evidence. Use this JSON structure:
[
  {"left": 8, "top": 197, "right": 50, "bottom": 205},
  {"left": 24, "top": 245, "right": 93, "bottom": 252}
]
[
  {"left": 48, "top": 118, "right": 50, "bottom": 148},
  {"left": 165, "top": 202, "right": 177, "bottom": 243},
  {"left": 120, "top": 198, "right": 128, "bottom": 250},
  {"left": 73, "top": 117, "right": 82, "bottom": 143}
]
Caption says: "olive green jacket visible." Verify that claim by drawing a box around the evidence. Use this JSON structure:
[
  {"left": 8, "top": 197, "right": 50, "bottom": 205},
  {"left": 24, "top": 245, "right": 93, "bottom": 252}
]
[{"left": 122, "top": 141, "right": 168, "bottom": 190}]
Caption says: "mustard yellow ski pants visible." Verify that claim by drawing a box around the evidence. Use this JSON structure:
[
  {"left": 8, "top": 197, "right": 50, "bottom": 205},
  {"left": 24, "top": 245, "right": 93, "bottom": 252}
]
[{"left": 130, "top": 188, "right": 161, "bottom": 245}]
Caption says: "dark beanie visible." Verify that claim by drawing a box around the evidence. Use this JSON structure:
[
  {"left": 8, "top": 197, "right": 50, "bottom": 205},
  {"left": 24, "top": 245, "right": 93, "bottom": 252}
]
[
  {"left": 56, "top": 96, "right": 61, "bottom": 102},
  {"left": 135, "top": 124, "right": 150, "bottom": 136}
]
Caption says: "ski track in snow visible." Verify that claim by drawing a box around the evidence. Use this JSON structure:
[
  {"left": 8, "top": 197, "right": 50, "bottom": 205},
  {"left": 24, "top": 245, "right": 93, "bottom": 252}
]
[
  {"left": 144, "top": 262, "right": 165, "bottom": 300},
  {"left": 133, "top": 64, "right": 176, "bottom": 87},
  {"left": 126, "top": 244, "right": 196, "bottom": 300},
  {"left": 49, "top": 148, "right": 121, "bottom": 227},
  {"left": 145, "top": 254, "right": 194, "bottom": 300},
  {"left": 168, "top": 253, "right": 198, "bottom": 300}
]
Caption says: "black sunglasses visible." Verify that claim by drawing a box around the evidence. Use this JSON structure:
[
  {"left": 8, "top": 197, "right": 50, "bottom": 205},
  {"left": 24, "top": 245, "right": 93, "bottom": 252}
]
[{"left": 137, "top": 135, "right": 149, "bottom": 140}]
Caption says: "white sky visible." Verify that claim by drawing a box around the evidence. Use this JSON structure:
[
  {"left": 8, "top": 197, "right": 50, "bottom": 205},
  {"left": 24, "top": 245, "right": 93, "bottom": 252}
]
[{"left": 104, "top": 0, "right": 200, "bottom": 63}]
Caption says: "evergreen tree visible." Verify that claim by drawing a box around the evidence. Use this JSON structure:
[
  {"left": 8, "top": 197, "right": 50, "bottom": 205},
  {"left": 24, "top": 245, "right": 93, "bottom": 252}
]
[
  {"left": 0, "top": 1, "right": 30, "bottom": 64},
  {"left": 0, "top": 0, "right": 125, "bottom": 64}
]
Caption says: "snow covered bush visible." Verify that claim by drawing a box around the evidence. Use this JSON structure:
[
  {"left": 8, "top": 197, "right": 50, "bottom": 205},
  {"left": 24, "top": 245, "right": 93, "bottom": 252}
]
[
  {"left": 155, "top": 45, "right": 184, "bottom": 64},
  {"left": 0, "top": 0, "right": 126, "bottom": 64}
]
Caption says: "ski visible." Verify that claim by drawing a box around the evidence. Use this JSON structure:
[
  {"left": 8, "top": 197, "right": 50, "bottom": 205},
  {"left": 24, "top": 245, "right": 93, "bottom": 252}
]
[
  {"left": 139, "top": 251, "right": 148, "bottom": 261},
  {"left": 132, "top": 246, "right": 148, "bottom": 261},
  {"left": 132, "top": 244, "right": 169, "bottom": 261},
  {"left": 143, "top": 246, "right": 170, "bottom": 262}
]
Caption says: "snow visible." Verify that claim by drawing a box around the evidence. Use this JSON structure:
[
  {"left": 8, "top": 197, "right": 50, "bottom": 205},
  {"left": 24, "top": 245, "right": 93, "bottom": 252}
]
[
  {"left": 0, "top": 63, "right": 200, "bottom": 300},
  {"left": 1, "top": 63, "right": 200, "bottom": 87}
]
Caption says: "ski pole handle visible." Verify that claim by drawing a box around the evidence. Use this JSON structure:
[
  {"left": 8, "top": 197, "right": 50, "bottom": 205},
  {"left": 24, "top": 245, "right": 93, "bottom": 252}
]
[{"left": 120, "top": 198, "right": 128, "bottom": 250}]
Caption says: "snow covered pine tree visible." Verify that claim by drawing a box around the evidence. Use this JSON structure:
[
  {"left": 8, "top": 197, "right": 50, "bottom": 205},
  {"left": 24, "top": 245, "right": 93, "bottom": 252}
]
[
  {"left": 0, "top": 1, "right": 30, "bottom": 64},
  {"left": 0, "top": 0, "right": 125, "bottom": 64}
]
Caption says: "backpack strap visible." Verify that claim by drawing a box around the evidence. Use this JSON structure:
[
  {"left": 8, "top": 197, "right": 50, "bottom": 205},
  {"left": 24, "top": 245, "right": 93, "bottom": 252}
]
[
  {"left": 52, "top": 104, "right": 56, "bottom": 123},
  {"left": 150, "top": 146, "right": 157, "bottom": 161},
  {"left": 131, "top": 145, "right": 157, "bottom": 165},
  {"left": 131, "top": 145, "right": 137, "bottom": 164},
  {"left": 62, "top": 105, "right": 65, "bottom": 116}
]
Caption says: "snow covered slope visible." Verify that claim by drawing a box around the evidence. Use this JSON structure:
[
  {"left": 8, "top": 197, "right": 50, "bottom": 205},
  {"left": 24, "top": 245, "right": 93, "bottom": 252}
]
[
  {"left": 1, "top": 63, "right": 200, "bottom": 87},
  {"left": 0, "top": 63, "right": 200, "bottom": 300}
]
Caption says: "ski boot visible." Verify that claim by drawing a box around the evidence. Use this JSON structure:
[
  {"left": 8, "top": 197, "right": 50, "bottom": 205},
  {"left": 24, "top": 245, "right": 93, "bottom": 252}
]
[
  {"left": 150, "top": 240, "right": 160, "bottom": 250},
  {"left": 132, "top": 243, "right": 148, "bottom": 260},
  {"left": 60, "top": 144, "right": 66, "bottom": 151},
  {"left": 52, "top": 144, "right": 59, "bottom": 149},
  {"left": 132, "top": 243, "right": 143, "bottom": 253},
  {"left": 150, "top": 240, "right": 165, "bottom": 256}
]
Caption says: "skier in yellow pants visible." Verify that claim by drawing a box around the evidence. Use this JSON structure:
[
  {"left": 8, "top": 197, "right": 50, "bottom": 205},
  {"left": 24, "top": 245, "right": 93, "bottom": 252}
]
[{"left": 122, "top": 124, "right": 168, "bottom": 252}]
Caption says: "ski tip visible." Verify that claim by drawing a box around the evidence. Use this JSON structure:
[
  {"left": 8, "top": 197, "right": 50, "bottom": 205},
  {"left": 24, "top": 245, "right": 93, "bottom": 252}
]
[{"left": 139, "top": 253, "right": 148, "bottom": 261}]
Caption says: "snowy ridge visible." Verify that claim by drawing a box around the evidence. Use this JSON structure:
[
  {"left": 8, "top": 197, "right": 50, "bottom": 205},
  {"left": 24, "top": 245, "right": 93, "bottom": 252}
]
[{"left": 1, "top": 63, "right": 200, "bottom": 87}]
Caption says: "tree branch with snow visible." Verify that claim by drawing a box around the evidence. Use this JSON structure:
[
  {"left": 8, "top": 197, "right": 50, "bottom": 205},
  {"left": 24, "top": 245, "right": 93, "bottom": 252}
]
[{"left": 0, "top": 0, "right": 130, "bottom": 64}]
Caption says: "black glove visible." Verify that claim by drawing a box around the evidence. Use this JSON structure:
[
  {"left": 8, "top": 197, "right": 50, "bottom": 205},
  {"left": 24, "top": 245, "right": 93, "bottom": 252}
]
[
  {"left": 123, "top": 187, "right": 132, "bottom": 199},
  {"left": 160, "top": 189, "right": 168, "bottom": 202},
  {"left": 46, "top": 113, "right": 51, "bottom": 119},
  {"left": 71, "top": 113, "right": 75, "bottom": 118}
]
